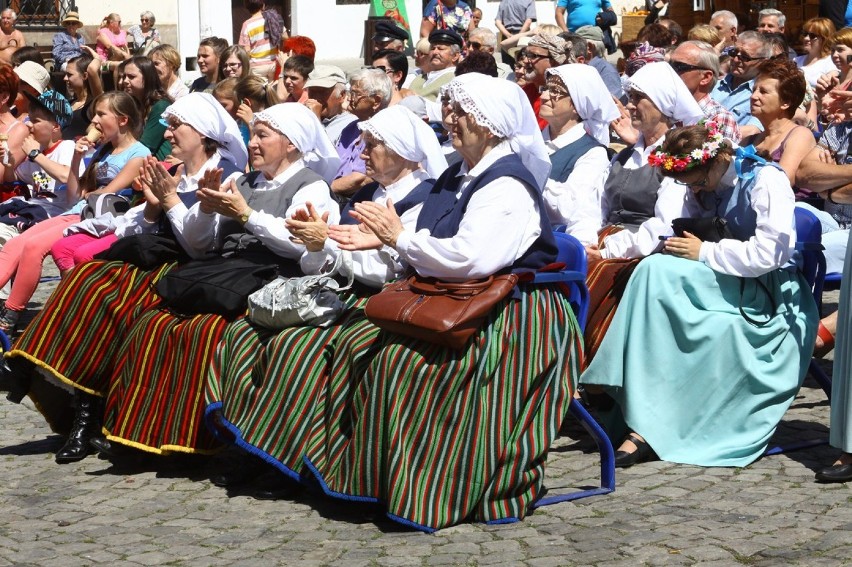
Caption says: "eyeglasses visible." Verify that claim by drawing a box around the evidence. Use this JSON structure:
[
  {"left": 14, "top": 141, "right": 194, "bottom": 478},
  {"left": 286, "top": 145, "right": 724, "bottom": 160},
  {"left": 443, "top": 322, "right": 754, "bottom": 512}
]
[
  {"left": 674, "top": 170, "right": 711, "bottom": 190},
  {"left": 525, "top": 52, "right": 550, "bottom": 64},
  {"left": 729, "top": 48, "right": 766, "bottom": 63},
  {"left": 538, "top": 84, "right": 570, "bottom": 101},
  {"left": 347, "top": 90, "right": 369, "bottom": 105},
  {"left": 627, "top": 90, "right": 649, "bottom": 106},
  {"left": 141, "top": 18, "right": 150, "bottom": 22},
  {"left": 370, "top": 65, "right": 394, "bottom": 75},
  {"left": 224, "top": 62, "right": 242, "bottom": 69},
  {"left": 159, "top": 118, "right": 187, "bottom": 131},
  {"left": 669, "top": 60, "right": 709, "bottom": 75},
  {"left": 801, "top": 32, "right": 821, "bottom": 41}
]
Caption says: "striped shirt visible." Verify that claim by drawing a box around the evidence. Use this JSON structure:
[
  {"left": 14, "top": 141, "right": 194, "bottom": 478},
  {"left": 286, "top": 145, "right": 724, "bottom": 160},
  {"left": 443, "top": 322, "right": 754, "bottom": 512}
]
[{"left": 238, "top": 13, "right": 277, "bottom": 72}]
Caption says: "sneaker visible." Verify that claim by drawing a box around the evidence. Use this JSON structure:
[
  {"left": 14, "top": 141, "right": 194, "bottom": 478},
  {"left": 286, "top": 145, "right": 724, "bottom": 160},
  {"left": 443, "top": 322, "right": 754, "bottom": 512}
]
[{"left": 0, "top": 308, "right": 21, "bottom": 334}]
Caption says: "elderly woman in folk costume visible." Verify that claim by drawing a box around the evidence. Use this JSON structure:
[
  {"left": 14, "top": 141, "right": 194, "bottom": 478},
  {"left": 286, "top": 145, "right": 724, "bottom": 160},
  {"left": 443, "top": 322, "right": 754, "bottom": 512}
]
[
  {"left": 270, "top": 74, "right": 583, "bottom": 532},
  {"left": 205, "top": 105, "right": 448, "bottom": 499},
  {"left": 581, "top": 123, "right": 817, "bottom": 468},
  {"left": 6, "top": 103, "right": 340, "bottom": 463},
  {"left": 582, "top": 61, "right": 705, "bottom": 364},
  {"left": 539, "top": 63, "right": 620, "bottom": 245}
]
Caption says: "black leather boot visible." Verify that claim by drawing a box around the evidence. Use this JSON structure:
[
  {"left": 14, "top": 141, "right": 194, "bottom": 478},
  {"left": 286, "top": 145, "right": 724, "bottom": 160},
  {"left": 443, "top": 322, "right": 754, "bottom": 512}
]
[
  {"left": 55, "top": 391, "right": 102, "bottom": 464},
  {"left": 0, "top": 357, "right": 33, "bottom": 404}
]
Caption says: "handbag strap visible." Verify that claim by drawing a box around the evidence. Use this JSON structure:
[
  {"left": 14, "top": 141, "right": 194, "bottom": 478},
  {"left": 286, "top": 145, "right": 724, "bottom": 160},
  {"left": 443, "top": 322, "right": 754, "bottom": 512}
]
[{"left": 738, "top": 277, "right": 777, "bottom": 327}]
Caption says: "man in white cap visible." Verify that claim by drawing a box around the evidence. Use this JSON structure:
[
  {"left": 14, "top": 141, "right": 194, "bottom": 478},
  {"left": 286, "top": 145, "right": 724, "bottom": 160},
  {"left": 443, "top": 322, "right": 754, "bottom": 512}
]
[
  {"left": 304, "top": 65, "right": 357, "bottom": 147},
  {"left": 0, "top": 9, "right": 24, "bottom": 65}
]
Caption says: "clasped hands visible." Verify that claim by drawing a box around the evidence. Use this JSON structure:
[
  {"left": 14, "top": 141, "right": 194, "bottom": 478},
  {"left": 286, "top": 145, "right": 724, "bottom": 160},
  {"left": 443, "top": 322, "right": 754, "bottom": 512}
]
[{"left": 327, "top": 200, "right": 404, "bottom": 252}]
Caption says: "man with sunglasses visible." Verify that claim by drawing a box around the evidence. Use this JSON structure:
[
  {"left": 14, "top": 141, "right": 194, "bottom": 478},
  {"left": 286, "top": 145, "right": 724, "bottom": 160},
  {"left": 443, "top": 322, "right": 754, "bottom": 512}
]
[
  {"left": 710, "top": 31, "right": 771, "bottom": 137},
  {"left": 467, "top": 28, "right": 513, "bottom": 79},
  {"left": 670, "top": 41, "right": 740, "bottom": 143}
]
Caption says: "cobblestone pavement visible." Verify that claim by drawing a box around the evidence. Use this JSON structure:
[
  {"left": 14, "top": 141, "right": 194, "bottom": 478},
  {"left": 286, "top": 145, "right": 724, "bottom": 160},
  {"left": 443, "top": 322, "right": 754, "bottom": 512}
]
[{"left": 0, "top": 266, "right": 849, "bottom": 566}]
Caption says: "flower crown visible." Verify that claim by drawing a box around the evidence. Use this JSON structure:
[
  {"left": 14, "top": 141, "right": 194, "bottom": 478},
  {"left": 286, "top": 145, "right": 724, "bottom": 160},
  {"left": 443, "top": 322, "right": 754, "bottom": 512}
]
[{"left": 647, "top": 120, "right": 727, "bottom": 172}]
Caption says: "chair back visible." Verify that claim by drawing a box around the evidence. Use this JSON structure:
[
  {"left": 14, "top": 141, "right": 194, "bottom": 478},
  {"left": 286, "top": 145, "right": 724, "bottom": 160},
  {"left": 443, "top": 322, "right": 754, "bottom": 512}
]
[
  {"left": 794, "top": 207, "right": 826, "bottom": 305},
  {"left": 533, "top": 232, "right": 590, "bottom": 332}
]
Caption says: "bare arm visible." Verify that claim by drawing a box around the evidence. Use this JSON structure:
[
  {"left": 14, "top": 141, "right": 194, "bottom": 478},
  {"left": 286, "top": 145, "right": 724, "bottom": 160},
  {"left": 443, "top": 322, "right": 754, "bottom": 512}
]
[
  {"left": 775, "top": 126, "right": 816, "bottom": 186},
  {"left": 420, "top": 18, "right": 435, "bottom": 39},
  {"left": 555, "top": 7, "right": 568, "bottom": 32},
  {"left": 331, "top": 172, "right": 371, "bottom": 197},
  {"left": 88, "top": 156, "right": 146, "bottom": 195},
  {"left": 796, "top": 144, "right": 852, "bottom": 190}
]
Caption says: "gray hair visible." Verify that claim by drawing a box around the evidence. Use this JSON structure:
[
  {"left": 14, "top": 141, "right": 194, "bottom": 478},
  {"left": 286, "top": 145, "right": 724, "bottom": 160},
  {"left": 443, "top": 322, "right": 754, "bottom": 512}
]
[
  {"left": 348, "top": 68, "right": 393, "bottom": 107},
  {"left": 559, "top": 32, "right": 587, "bottom": 63},
  {"left": 415, "top": 38, "right": 431, "bottom": 56},
  {"left": 140, "top": 11, "right": 156, "bottom": 26},
  {"left": 738, "top": 30, "right": 773, "bottom": 58},
  {"left": 469, "top": 27, "right": 497, "bottom": 50},
  {"left": 758, "top": 9, "right": 785, "bottom": 29},
  {"left": 711, "top": 10, "right": 737, "bottom": 30},
  {"left": 681, "top": 40, "right": 721, "bottom": 89},
  {"left": 1, "top": 9, "right": 16, "bottom": 20}
]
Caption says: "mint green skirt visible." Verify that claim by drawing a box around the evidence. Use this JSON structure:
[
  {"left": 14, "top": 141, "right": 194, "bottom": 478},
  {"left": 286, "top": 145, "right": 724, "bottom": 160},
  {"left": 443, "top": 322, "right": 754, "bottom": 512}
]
[{"left": 581, "top": 254, "right": 818, "bottom": 467}]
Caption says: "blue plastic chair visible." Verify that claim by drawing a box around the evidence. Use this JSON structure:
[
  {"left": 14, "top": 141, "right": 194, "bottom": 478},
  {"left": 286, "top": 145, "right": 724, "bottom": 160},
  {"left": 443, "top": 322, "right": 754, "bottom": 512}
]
[
  {"left": 531, "top": 232, "right": 615, "bottom": 508},
  {"left": 766, "top": 208, "right": 831, "bottom": 455}
]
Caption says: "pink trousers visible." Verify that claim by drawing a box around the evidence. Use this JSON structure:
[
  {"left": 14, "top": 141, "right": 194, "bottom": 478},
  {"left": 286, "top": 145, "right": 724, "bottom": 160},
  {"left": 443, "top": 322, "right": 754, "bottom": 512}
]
[{"left": 51, "top": 233, "right": 118, "bottom": 272}]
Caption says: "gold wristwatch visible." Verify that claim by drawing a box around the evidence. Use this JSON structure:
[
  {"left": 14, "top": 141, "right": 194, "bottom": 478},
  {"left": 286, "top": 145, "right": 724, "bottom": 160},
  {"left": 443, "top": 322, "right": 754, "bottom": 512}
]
[{"left": 238, "top": 208, "right": 252, "bottom": 224}]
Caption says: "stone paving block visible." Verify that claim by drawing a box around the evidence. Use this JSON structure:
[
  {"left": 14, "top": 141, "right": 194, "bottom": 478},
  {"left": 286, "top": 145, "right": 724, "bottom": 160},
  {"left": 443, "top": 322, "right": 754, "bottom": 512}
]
[{"left": 376, "top": 555, "right": 426, "bottom": 566}]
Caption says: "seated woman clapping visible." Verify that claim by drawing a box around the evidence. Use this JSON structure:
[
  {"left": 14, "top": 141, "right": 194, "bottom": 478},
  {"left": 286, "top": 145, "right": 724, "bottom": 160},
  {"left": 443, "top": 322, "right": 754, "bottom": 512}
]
[
  {"left": 581, "top": 123, "right": 818, "bottom": 468},
  {"left": 6, "top": 103, "right": 338, "bottom": 463},
  {"left": 281, "top": 74, "right": 582, "bottom": 532},
  {"left": 539, "top": 64, "right": 619, "bottom": 245},
  {"left": 204, "top": 104, "right": 448, "bottom": 499}
]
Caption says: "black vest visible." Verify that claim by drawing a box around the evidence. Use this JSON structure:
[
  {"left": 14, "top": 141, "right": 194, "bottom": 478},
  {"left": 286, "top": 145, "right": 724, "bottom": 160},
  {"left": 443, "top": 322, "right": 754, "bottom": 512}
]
[
  {"left": 339, "top": 178, "right": 435, "bottom": 225},
  {"left": 416, "top": 154, "right": 557, "bottom": 273},
  {"left": 603, "top": 146, "right": 663, "bottom": 227}
]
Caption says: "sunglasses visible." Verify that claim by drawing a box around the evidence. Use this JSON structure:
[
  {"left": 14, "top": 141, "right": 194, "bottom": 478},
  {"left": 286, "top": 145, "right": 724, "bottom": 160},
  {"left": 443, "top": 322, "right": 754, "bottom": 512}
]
[
  {"left": 729, "top": 48, "right": 766, "bottom": 63},
  {"left": 538, "top": 84, "right": 570, "bottom": 101},
  {"left": 801, "top": 32, "right": 821, "bottom": 41},
  {"left": 524, "top": 52, "right": 550, "bottom": 63},
  {"left": 468, "top": 41, "right": 482, "bottom": 50},
  {"left": 669, "top": 60, "right": 709, "bottom": 75}
]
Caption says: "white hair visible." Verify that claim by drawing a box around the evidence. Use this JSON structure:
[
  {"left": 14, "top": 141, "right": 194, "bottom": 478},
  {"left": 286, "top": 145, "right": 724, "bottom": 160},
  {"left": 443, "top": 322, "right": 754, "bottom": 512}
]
[
  {"left": 758, "top": 9, "right": 785, "bottom": 29},
  {"left": 711, "top": 10, "right": 737, "bottom": 30},
  {"left": 140, "top": 11, "right": 156, "bottom": 25},
  {"left": 348, "top": 68, "right": 393, "bottom": 107}
]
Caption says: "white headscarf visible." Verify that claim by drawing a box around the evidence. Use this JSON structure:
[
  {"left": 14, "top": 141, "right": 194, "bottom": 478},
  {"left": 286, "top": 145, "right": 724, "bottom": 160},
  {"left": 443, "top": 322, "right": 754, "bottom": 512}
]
[
  {"left": 627, "top": 62, "right": 704, "bottom": 126},
  {"left": 161, "top": 92, "right": 248, "bottom": 171},
  {"left": 252, "top": 103, "right": 341, "bottom": 183},
  {"left": 358, "top": 105, "right": 448, "bottom": 179},
  {"left": 445, "top": 74, "right": 551, "bottom": 189},
  {"left": 546, "top": 64, "right": 620, "bottom": 145}
]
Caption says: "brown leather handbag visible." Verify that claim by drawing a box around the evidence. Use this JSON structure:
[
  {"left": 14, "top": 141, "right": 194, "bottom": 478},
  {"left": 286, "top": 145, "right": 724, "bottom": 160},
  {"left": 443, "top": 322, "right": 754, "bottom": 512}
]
[{"left": 364, "top": 272, "right": 519, "bottom": 350}]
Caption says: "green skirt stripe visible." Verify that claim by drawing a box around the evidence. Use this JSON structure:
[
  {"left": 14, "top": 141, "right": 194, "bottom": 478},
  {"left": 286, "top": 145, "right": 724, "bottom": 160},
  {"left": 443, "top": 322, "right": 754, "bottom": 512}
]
[
  {"left": 103, "top": 308, "right": 226, "bottom": 454},
  {"left": 306, "top": 284, "right": 581, "bottom": 531},
  {"left": 206, "top": 295, "right": 371, "bottom": 475},
  {"left": 7, "top": 261, "right": 172, "bottom": 396}
]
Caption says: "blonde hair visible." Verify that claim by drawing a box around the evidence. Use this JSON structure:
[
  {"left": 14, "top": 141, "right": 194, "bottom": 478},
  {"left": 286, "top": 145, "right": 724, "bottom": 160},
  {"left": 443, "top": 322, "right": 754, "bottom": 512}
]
[
  {"left": 535, "top": 23, "right": 562, "bottom": 37},
  {"left": 688, "top": 24, "right": 721, "bottom": 46}
]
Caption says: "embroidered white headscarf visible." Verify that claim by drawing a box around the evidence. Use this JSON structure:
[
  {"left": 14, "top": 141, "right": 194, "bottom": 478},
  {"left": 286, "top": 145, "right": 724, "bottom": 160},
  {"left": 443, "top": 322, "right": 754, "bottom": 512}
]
[
  {"left": 358, "top": 105, "right": 448, "bottom": 179},
  {"left": 626, "top": 62, "right": 704, "bottom": 126},
  {"left": 161, "top": 92, "right": 248, "bottom": 171},
  {"left": 252, "top": 103, "right": 341, "bottom": 183},
  {"left": 444, "top": 74, "right": 552, "bottom": 189},
  {"left": 546, "top": 64, "right": 620, "bottom": 145}
]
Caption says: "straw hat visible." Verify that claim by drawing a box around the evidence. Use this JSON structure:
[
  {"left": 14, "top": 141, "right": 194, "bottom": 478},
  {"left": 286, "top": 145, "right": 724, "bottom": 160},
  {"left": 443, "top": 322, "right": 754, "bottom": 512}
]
[{"left": 61, "top": 12, "right": 83, "bottom": 27}]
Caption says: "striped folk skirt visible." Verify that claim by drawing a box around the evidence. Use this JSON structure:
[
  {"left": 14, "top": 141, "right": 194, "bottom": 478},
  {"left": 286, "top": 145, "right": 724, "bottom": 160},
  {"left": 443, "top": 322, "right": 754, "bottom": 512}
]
[
  {"left": 205, "top": 294, "right": 374, "bottom": 477},
  {"left": 304, "top": 284, "right": 582, "bottom": 532},
  {"left": 7, "top": 260, "right": 172, "bottom": 433},
  {"left": 104, "top": 308, "right": 227, "bottom": 454}
]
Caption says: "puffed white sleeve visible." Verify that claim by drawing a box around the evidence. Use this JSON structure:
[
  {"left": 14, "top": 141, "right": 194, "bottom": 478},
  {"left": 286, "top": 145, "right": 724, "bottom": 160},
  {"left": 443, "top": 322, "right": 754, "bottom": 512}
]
[
  {"left": 244, "top": 180, "right": 341, "bottom": 261},
  {"left": 600, "top": 178, "right": 699, "bottom": 259},
  {"left": 543, "top": 146, "right": 608, "bottom": 245},
  {"left": 300, "top": 203, "right": 423, "bottom": 287},
  {"left": 394, "top": 178, "right": 540, "bottom": 280},
  {"left": 698, "top": 166, "right": 795, "bottom": 277}
]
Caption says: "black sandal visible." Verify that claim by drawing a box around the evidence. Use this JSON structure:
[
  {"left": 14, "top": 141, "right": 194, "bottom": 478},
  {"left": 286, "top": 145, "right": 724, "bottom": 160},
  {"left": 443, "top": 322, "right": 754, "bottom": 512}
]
[{"left": 615, "top": 432, "right": 657, "bottom": 468}]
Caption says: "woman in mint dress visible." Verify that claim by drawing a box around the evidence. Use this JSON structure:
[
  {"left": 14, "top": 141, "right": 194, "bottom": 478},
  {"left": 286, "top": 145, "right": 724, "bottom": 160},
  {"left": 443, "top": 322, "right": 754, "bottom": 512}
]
[{"left": 581, "top": 122, "right": 818, "bottom": 468}]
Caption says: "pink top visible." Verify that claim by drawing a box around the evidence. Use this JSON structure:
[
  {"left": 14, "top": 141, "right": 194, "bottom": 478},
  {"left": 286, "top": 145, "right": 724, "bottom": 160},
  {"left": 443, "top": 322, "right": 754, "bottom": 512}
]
[{"left": 96, "top": 27, "right": 128, "bottom": 60}]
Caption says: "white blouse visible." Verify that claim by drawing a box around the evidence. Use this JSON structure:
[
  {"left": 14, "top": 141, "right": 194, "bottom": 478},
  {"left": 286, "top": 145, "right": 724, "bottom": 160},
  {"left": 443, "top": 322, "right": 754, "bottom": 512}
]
[
  {"left": 395, "top": 143, "right": 542, "bottom": 281},
  {"left": 542, "top": 123, "right": 610, "bottom": 246},
  {"left": 794, "top": 55, "right": 838, "bottom": 88},
  {"left": 300, "top": 169, "right": 431, "bottom": 288},
  {"left": 698, "top": 161, "right": 795, "bottom": 277},
  {"left": 168, "top": 159, "right": 340, "bottom": 260}
]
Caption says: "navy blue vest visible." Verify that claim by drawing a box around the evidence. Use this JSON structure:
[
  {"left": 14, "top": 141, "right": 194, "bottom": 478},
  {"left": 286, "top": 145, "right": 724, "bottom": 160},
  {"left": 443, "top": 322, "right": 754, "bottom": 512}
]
[
  {"left": 548, "top": 133, "right": 604, "bottom": 183},
  {"left": 416, "top": 154, "right": 558, "bottom": 272},
  {"left": 339, "top": 178, "right": 435, "bottom": 225}
]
